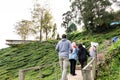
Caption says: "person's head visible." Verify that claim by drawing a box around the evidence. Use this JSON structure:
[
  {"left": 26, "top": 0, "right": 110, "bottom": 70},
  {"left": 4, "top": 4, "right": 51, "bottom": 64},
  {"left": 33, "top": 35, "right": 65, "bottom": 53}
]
[
  {"left": 62, "top": 34, "right": 66, "bottom": 39},
  {"left": 78, "top": 43, "right": 83, "bottom": 49},
  {"left": 72, "top": 42, "right": 77, "bottom": 48},
  {"left": 91, "top": 44, "right": 94, "bottom": 47},
  {"left": 91, "top": 42, "right": 94, "bottom": 47}
]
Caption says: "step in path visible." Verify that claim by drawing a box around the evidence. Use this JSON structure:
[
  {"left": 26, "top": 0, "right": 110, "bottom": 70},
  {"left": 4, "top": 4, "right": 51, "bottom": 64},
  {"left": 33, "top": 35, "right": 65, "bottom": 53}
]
[{"left": 67, "top": 70, "right": 83, "bottom": 80}]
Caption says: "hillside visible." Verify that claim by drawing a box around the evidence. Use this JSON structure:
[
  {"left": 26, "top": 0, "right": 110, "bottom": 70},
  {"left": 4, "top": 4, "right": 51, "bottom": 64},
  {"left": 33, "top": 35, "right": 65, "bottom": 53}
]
[
  {"left": 0, "top": 27, "right": 120, "bottom": 80},
  {"left": 97, "top": 40, "right": 120, "bottom": 80},
  {"left": 0, "top": 41, "right": 60, "bottom": 80}
]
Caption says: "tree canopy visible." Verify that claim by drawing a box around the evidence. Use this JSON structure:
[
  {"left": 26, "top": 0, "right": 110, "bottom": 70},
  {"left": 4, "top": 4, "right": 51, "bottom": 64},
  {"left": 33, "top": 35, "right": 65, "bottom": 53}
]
[
  {"left": 66, "top": 22, "right": 77, "bottom": 33},
  {"left": 62, "top": 0, "right": 120, "bottom": 33},
  {"left": 14, "top": 20, "right": 33, "bottom": 40},
  {"left": 14, "top": 0, "right": 57, "bottom": 41}
]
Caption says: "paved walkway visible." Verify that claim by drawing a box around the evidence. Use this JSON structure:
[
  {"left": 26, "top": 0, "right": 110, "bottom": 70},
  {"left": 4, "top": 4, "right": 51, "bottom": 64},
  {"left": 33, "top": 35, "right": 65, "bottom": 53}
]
[{"left": 67, "top": 70, "right": 83, "bottom": 80}]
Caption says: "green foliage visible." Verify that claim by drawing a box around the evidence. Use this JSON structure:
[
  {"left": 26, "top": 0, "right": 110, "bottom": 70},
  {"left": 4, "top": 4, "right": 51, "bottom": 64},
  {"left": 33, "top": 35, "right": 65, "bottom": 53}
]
[
  {"left": 14, "top": 20, "right": 33, "bottom": 40},
  {"left": 31, "top": 2, "right": 44, "bottom": 41},
  {"left": 0, "top": 40, "right": 59, "bottom": 80},
  {"left": 113, "top": 10, "right": 120, "bottom": 21},
  {"left": 63, "top": 0, "right": 114, "bottom": 33},
  {"left": 1, "top": 27, "right": 120, "bottom": 80},
  {"left": 31, "top": 1, "right": 56, "bottom": 41},
  {"left": 97, "top": 41, "right": 120, "bottom": 80},
  {"left": 62, "top": 11, "right": 72, "bottom": 29},
  {"left": 42, "top": 10, "right": 54, "bottom": 40},
  {"left": 52, "top": 23, "right": 57, "bottom": 39},
  {"left": 66, "top": 23, "right": 77, "bottom": 33}
]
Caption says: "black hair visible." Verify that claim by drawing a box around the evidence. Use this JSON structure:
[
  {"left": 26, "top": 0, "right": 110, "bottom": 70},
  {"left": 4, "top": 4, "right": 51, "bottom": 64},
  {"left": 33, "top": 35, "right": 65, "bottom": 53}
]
[
  {"left": 62, "top": 34, "right": 66, "bottom": 38},
  {"left": 78, "top": 44, "right": 83, "bottom": 49}
]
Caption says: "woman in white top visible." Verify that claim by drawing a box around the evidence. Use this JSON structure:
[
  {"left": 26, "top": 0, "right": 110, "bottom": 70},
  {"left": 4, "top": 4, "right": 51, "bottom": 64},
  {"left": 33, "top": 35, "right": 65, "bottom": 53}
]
[{"left": 89, "top": 44, "right": 96, "bottom": 58}]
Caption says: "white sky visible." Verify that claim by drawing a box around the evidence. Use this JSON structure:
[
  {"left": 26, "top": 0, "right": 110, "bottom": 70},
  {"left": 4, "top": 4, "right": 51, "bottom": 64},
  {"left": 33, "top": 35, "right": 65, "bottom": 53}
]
[
  {"left": 0, "top": 0, "right": 119, "bottom": 49},
  {"left": 0, "top": 0, "right": 70, "bottom": 49}
]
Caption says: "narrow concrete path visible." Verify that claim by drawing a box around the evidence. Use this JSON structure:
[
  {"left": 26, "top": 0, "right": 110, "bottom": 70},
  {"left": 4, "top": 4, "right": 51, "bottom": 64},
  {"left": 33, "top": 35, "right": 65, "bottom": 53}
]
[{"left": 67, "top": 70, "right": 83, "bottom": 80}]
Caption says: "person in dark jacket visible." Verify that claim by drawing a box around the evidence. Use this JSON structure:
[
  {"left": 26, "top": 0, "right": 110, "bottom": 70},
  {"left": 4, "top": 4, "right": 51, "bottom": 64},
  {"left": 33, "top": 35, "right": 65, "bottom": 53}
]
[{"left": 77, "top": 44, "right": 90, "bottom": 69}]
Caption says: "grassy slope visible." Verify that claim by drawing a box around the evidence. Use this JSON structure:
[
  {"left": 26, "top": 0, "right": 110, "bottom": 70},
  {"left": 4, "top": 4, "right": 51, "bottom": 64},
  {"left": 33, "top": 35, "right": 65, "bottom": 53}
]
[
  {"left": 0, "top": 40, "right": 60, "bottom": 80},
  {"left": 0, "top": 27, "right": 120, "bottom": 80},
  {"left": 69, "top": 27, "right": 120, "bottom": 80},
  {"left": 97, "top": 41, "right": 120, "bottom": 80},
  {"left": 68, "top": 27, "right": 120, "bottom": 48}
]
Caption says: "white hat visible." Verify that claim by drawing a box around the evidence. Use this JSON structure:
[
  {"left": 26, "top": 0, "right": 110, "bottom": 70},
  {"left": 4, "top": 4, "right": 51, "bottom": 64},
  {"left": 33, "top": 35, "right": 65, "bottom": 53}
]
[{"left": 91, "top": 42, "right": 99, "bottom": 47}]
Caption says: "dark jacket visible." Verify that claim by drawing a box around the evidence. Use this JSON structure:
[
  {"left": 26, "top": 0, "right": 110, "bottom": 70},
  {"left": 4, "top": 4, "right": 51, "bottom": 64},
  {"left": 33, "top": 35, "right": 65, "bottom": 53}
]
[{"left": 77, "top": 44, "right": 89, "bottom": 61}]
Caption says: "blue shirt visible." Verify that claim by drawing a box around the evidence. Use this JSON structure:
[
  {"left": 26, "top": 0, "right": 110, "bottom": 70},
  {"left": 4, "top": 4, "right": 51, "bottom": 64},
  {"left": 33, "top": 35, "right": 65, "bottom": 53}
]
[
  {"left": 56, "top": 38, "right": 72, "bottom": 58},
  {"left": 69, "top": 48, "right": 78, "bottom": 60}
]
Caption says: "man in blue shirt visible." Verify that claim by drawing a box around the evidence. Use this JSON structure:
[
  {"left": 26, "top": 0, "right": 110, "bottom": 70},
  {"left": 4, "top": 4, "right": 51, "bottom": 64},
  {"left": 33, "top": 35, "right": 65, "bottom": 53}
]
[{"left": 56, "top": 34, "right": 72, "bottom": 80}]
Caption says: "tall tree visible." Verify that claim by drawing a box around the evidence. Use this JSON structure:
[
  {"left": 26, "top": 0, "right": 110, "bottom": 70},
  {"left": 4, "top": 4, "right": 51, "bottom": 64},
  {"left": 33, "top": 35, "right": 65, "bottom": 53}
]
[
  {"left": 42, "top": 10, "right": 53, "bottom": 40},
  {"left": 52, "top": 23, "right": 57, "bottom": 39},
  {"left": 31, "top": 0, "right": 56, "bottom": 41},
  {"left": 62, "top": 11, "right": 73, "bottom": 29},
  {"left": 14, "top": 20, "right": 33, "bottom": 40},
  {"left": 31, "top": 1, "right": 45, "bottom": 41},
  {"left": 63, "top": 0, "right": 113, "bottom": 32}
]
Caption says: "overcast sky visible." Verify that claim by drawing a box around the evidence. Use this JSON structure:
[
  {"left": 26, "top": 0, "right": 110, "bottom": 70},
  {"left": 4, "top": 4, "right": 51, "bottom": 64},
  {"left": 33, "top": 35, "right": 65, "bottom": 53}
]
[
  {"left": 0, "top": 0, "right": 70, "bottom": 49},
  {"left": 0, "top": 0, "right": 119, "bottom": 49}
]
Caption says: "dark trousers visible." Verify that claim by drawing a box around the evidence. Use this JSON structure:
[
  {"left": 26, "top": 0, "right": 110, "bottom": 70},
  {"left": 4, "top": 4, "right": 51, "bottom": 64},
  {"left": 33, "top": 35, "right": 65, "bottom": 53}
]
[
  {"left": 78, "top": 59, "right": 87, "bottom": 69},
  {"left": 69, "top": 59, "right": 76, "bottom": 75}
]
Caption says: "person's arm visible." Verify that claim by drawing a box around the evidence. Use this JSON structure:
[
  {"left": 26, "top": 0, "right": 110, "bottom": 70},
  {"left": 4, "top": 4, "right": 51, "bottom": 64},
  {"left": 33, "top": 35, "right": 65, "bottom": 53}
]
[
  {"left": 86, "top": 49, "right": 90, "bottom": 57},
  {"left": 69, "top": 41, "right": 72, "bottom": 53},
  {"left": 55, "top": 43, "right": 59, "bottom": 52}
]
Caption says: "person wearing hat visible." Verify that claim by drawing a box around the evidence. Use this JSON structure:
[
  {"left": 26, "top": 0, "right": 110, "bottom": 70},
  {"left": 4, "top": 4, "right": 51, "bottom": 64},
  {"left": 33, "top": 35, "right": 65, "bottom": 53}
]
[{"left": 69, "top": 42, "right": 78, "bottom": 76}]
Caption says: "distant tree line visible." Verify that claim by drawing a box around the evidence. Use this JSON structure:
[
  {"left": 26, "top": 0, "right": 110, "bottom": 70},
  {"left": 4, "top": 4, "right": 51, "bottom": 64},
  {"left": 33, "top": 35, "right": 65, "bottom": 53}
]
[{"left": 14, "top": 0, "right": 57, "bottom": 41}]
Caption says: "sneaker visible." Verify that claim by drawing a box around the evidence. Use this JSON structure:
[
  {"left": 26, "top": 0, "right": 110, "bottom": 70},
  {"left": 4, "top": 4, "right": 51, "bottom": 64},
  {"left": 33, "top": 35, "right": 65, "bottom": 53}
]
[{"left": 72, "top": 73, "right": 77, "bottom": 76}]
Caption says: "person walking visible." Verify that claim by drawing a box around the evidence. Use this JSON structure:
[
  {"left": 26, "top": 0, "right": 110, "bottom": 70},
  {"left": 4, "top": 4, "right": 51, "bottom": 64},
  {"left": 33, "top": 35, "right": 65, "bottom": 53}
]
[
  {"left": 69, "top": 42, "right": 78, "bottom": 76},
  {"left": 56, "top": 34, "right": 72, "bottom": 80},
  {"left": 77, "top": 44, "right": 90, "bottom": 69},
  {"left": 89, "top": 44, "right": 96, "bottom": 58}
]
